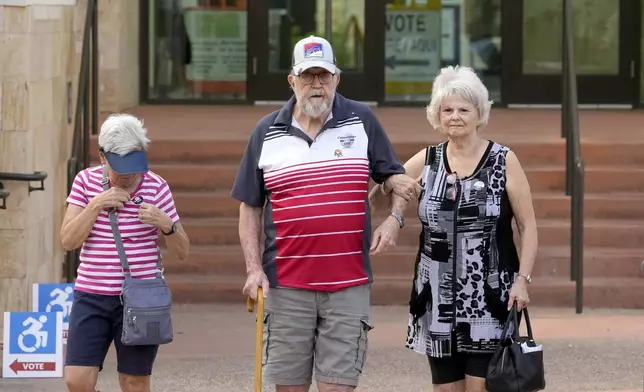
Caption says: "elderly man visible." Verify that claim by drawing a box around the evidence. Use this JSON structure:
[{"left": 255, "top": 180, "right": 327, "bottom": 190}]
[{"left": 231, "top": 36, "right": 418, "bottom": 392}]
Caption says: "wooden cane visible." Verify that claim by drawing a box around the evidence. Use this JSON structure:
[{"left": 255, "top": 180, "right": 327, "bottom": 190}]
[{"left": 247, "top": 287, "right": 264, "bottom": 392}]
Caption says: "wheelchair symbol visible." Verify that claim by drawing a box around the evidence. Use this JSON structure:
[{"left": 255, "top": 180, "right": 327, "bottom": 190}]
[
  {"left": 17, "top": 315, "right": 49, "bottom": 353},
  {"left": 45, "top": 286, "right": 73, "bottom": 318}
]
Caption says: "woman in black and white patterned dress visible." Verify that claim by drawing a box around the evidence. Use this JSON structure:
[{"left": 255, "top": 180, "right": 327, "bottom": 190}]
[{"left": 370, "top": 65, "right": 538, "bottom": 392}]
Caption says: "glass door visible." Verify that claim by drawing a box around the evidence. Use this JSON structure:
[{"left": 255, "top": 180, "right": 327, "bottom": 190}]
[
  {"left": 143, "top": 0, "right": 250, "bottom": 103},
  {"left": 502, "top": 0, "right": 637, "bottom": 105},
  {"left": 247, "top": 0, "right": 383, "bottom": 102}
]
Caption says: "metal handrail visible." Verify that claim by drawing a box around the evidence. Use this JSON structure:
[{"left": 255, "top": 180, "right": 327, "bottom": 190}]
[
  {"left": 0, "top": 171, "right": 47, "bottom": 193},
  {"left": 561, "top": 0, "right": 585, "bottom": 314},
  {"left": 65, "top": 0, "right": 99, "bottom": 283},
  {"left": 0, "top": 171, "right": 47, "bottom": 182}
]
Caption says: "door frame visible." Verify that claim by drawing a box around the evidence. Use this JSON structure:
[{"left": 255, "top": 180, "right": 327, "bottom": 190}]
[
  {"left": 247, "top": 0, "right": 385, "bottom": 103},
  {"left": 501, "top": 0, "right": 640, "bottom": 106}
]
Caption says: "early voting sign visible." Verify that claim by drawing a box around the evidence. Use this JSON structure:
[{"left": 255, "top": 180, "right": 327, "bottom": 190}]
[
  {"left": 32, "top": 283, "right": 74, "bottom": 343},
  {"left": 385, "top": 0, "right": 441, "bottom": 99},
  {"left": 3, "top": 312, "right": 64, "bottom": 378}
]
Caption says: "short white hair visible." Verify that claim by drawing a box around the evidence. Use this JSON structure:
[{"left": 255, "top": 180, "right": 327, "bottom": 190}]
[
  {"left": 98, "top": 114, "right": 150, "bottom": 155},
  {"left": 426, "top": 65, "right": 493, "bottom": 130}
]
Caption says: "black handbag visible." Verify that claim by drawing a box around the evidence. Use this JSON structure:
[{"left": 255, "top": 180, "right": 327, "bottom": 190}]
[{"left": 486, "top": 304, "right": 546, "bottom": 392}]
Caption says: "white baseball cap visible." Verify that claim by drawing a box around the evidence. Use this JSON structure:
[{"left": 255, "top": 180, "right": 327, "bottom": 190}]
[{"left": 292, "top": 35, "right": 337, "bottom": 76}]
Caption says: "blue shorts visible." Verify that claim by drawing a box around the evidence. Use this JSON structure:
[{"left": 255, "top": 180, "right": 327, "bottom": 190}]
[{"left": 65, "top": 290, "right": 159, "bottom": 376}]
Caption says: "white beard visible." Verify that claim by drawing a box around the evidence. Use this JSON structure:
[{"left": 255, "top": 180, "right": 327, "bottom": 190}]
[{"left": 298, "top": 90, "right": 335, "bottom": 119}]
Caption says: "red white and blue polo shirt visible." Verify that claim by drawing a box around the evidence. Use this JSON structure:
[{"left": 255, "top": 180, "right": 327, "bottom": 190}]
[{"left": 231, "top": 94, "right": 405, "bottom": 292}]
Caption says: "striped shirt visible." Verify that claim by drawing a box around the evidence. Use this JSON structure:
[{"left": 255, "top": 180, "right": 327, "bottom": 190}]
[
  {"left": 66, "top": 166, "right": 180, "bottom": 296},
  {"left": 231, "top": 94, "right": 405, "bottom": 291},
  {"left": 266, "top": 157, "right": 370, "bottom": 288}
]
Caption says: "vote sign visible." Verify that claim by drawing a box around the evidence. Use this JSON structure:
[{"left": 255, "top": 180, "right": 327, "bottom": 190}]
[
  {"left": 32, "top": 283, "right": 74, "bottom": 343},
  {"left": 385, "top": 0, "right": 441, "bottom": 96},
  {"left": 2, "top": 311, "right": 63, "bottom": 378}
]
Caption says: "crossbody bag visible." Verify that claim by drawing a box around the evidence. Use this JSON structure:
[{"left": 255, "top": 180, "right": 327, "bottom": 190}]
[{"left": 102, "top": 167, "right": 174, "bottom": 346}]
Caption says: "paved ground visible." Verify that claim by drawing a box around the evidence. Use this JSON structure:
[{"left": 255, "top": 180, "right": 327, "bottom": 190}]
[{"left": 1, "top": 305, "right": 643, "bottom": 392}]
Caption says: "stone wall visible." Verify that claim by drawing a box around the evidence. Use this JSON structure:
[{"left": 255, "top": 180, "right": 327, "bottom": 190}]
[
  {"left": 98, "top": 0, "right": 140, "bottom": 113},
  {"left": 0, "top": 1, "right": 86, "bottom": 318}
]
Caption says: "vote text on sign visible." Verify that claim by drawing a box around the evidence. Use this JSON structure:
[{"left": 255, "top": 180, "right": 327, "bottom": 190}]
[
  {"left": 385, "top": 1, "right": 441, "bottom": 96},
  {"left": 32, "top": 283, "right": 74, "bottom": 344},
  {"left": 2, "top": 312, "right": 64, "bottom": 378}
]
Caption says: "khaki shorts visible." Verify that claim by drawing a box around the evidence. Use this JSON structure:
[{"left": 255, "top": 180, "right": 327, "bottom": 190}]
[{"left": 261, "top": 283, "right": 373, "bottom": 387}]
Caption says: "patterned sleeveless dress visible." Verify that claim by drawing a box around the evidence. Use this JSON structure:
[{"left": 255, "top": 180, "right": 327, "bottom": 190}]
[{"left": 405, "top": 140, "right": 520, "bottom": 358}]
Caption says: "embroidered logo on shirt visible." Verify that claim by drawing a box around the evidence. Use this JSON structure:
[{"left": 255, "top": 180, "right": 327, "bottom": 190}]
[
  {"left": 334, "top": 149, "right": 343, "bottom": 157},
  {"left": 132, "top": 195, "right": 144, "bottom": 205},
  {"left": 337, "top": 133, "right": 355, "bottom": 148}
]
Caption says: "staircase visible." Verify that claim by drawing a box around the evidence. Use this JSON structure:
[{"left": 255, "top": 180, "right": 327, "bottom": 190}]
[{"left": 90, "top": 108, "right": 644, "bottom": 309}]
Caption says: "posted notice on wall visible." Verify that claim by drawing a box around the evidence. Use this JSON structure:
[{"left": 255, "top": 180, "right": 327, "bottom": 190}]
[
  {"left": 184, "top": 9, "right": 247, "bottom": 83},
  {"left": 385, "top": 0, "right": 441, "bottom": 99}
]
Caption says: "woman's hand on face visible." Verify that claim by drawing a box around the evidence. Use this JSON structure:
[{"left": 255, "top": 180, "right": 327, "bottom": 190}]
[
  {"left": 92, "top": 187, "right": 131, "bottom": 210},
  {"left": 508, "top": 278, "right": 530, "bottom": 311}
]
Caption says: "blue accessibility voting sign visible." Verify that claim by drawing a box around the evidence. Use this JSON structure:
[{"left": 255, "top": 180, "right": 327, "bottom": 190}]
[
  {"left": 32, "top": 283, "right": 74, "bottom": 344},
  {"left": 2, "top": 312, "right": 63, "bottom": 378}
]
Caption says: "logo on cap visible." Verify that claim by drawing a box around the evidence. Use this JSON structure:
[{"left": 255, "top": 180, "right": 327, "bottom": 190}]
[{"left": 304, "top": 42, "right": 323, "bottom": 58}]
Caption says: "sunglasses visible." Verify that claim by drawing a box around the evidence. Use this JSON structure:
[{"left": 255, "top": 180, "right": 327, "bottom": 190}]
[
  {"left": 445, "top": 173, "right": 487, "bottom": 202},
  {"left": 445, "top": 173, "right": 459, "bottom": 201}
]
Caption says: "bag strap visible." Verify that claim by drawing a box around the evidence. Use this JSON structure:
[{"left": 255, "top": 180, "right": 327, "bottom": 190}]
[
  {"left": 102, "top": 167, "right": 131, "bottom": 276},
  {"left": 522, "top": 307, "right": 535, "bottom": 340},
  {"left": 500, "top": 303, "right": 535, "bottom": 341},
  {"left": 101, "top": 166, "right": 163, "bottom": 278},
  {"left": 499, "top": 304, "right": 517, "bottom": 340},
  {"left": 425, "top": 145, "right": 437, "bottom": 167}
]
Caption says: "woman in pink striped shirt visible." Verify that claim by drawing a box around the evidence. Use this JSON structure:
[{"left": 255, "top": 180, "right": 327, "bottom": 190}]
[{"left": 60, "top": 113, "right": 190, "bottom": 392}]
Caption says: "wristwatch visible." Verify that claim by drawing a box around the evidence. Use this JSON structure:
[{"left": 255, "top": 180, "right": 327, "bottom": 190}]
[
  {"left": 162, "top": 222, "right": 177, "bottom": 236},
  {"left": 391, "top": 212, "right": 404, "bottom": 228},
  {"left": 517, "top": 272, "right": 532, "bottom": 284}
]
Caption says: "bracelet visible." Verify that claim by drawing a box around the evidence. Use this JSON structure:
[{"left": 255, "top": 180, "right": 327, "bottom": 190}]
[{"left": 517, "top": 272, "right": 532, "bottom": 283}]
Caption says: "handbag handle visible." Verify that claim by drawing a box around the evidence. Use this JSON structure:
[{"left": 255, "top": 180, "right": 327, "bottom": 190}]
[
  {"left": 522, "top": 306, "right": 534, "bottom": 340},
  {"left": 500, "top": 303, "right": 535, "bottom": 341}
]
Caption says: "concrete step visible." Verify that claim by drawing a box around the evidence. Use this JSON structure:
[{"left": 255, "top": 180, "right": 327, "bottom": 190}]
[
  {"left": 89, "top": 136, "right": 644, "bottom": 166},
  {"left": 173, "top": 191, "right": 644, "bottom": 221},
  {"left": 150, "top": 163, "right": 235, "bottom": 192},
  {"left": 534, "top": 219, "right": 644, "bottom": 248},
  {"left": 530, "top": 192, "right": 644, "bottom": 220},
  {"left": 174, "top": 191, "right": 238, "bottom": 218},
  {"left": 177, "top": 218, "right": 644, "bottom": 248},
  {"left": 164, "top": 274, "right": 644, "bottom": 309},
  {"left": 152, "top": 163, "right": 644, "bottom": 193},
  {"left": 161, "top": 245, "right": 644, "bottom": 280},
  {"left": 180, "top": 218, "right": 240, "bottom": 246}
]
